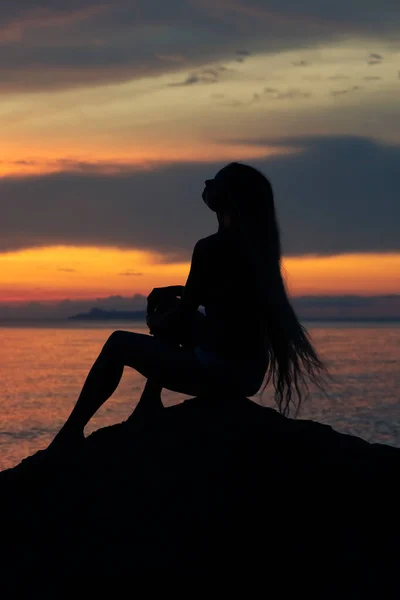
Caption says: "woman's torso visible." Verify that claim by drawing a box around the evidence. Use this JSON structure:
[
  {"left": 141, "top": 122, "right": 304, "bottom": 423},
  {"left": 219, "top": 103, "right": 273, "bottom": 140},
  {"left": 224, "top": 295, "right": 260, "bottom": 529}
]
[{"left": 195, "top": 228, "right": 267, "bottom": 363}]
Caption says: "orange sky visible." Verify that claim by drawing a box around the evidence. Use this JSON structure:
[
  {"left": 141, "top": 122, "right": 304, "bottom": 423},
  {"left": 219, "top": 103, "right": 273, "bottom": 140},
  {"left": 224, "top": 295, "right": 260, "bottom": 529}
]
[
  {"left": 1, "top": 10, "right": 399, "bottom": 306},
  {"left": 1, "top": 246, "right": 399, "bottom": 304}
]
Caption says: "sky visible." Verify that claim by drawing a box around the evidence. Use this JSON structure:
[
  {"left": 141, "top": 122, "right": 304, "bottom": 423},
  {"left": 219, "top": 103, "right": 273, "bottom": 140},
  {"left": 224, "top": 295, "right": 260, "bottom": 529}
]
[{"left": 1, "top": 0, "right": 399, "bottom": 319}]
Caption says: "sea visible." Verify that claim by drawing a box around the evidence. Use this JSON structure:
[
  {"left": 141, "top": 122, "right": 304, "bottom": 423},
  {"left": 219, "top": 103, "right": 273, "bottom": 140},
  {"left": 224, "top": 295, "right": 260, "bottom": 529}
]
[{"left": 0, "top": 320, "right": 399, "bottom": 471}]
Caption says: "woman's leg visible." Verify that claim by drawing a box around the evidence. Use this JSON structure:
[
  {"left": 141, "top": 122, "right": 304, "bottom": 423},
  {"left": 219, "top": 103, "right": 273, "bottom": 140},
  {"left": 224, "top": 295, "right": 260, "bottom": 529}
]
[
  {"left": 126, "top": 308, "right": 208, "bottom": 424},
  {"left": 128, "top": 376, "right": 163, "bottom": 423},
  {"left": 50, "top": 330, "right": 213, "bottom": 448}
]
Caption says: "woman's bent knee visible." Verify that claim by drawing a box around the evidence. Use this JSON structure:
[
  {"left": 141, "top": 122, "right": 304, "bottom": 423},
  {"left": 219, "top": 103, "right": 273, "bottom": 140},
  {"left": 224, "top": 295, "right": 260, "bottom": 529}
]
[{"left": 103, "top": 330, "right": 129, "bottom": 355}]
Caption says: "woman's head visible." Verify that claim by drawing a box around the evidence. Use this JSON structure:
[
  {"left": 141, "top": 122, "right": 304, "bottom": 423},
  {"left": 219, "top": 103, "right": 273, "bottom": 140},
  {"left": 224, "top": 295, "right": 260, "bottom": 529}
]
[
  {"left": 204, "top": 162, "right": 280, "bottom": 263},
  {"left": 203, "top": 162, "right": 329, "bottom": 417},
  {"left": 203, "top": 162, "right": 274, "bottom": 221}
]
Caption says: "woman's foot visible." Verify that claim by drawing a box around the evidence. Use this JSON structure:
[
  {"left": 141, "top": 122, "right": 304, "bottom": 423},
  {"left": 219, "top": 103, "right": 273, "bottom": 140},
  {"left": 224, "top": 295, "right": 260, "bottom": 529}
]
[
  {"left": 127, "top": 378, "right": 163, "bottom": 421},
  {"left": 48, "top": 426, "right": 85, "bottom": 455}
]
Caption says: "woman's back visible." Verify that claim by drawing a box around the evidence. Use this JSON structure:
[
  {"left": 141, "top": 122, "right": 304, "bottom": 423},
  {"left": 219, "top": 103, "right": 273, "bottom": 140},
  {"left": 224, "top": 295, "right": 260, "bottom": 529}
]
[{"left": 197, "top": 227, "right": 266, "bottom": 361}]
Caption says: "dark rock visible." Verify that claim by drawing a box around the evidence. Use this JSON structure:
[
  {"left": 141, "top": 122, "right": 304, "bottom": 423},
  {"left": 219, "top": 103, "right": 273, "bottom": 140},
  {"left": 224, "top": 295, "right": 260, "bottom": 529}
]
[{"left": 0, "top": 396, "right": 398, "bottom": 595}]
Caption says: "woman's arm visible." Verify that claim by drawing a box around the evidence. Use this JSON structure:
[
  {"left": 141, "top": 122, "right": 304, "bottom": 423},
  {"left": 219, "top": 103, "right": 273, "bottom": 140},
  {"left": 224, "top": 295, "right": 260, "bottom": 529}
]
[
  {"left": 147, "top": 285, "right": 185, "bottom": 315},
  {"left": 166, "top": 285, "right": 185, "bottom": 296},
  {"left": 147, "top": 239, "right": 207, "bottom": 341},
  {"left": 179, "top": 239, "right": 206, "bottom": 317}
]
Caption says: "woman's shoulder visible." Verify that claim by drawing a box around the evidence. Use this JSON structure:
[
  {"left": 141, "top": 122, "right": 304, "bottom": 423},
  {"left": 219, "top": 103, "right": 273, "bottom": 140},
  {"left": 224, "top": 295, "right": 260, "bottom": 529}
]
[
  {"left": 195, "top": 233, "right": 220, "bottom": 254},
  {"left": 195, "top": 231, "right": 240, "bottom": 268},
  {"left": 199, "top": 232, "right": 219, "bottom": 244},
  {"left": 198, "top": 230, "right": 234, "bottom": 247}
]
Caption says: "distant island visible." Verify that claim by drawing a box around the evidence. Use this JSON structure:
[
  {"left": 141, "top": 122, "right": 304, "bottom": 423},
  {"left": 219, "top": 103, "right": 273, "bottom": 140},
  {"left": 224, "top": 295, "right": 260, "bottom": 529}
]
[
  {"left": 68, "top": 308, "right": 146, "bottom": 321},
  {"left": 67, "top": 307, "right": 400, "bottom": 322}
]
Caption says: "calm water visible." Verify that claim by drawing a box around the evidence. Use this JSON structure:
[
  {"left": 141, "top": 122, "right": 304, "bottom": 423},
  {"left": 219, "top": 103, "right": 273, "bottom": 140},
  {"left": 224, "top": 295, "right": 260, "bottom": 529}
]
[{"left": 0, "top": 320, "right": 399, "bottom": 470}]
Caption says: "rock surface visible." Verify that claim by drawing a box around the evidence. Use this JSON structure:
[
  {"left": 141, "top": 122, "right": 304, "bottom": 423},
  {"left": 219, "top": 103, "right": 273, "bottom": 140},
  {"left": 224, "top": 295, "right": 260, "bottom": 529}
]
[{"left": 1, "top": 395, "right": 399, "bottom": 595}]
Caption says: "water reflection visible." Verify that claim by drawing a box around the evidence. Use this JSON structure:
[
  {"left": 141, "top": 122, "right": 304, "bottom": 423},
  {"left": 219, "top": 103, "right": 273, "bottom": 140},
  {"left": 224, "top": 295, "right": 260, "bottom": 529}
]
[{"left": 0, "top": 321, "right": 399, "bottom": 469}]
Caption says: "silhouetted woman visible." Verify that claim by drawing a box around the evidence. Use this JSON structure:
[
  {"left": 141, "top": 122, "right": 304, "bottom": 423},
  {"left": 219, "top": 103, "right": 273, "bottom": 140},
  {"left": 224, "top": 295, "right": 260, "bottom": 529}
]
[{"left": 49, "top": 162, "right": 328, "bottom": 450}]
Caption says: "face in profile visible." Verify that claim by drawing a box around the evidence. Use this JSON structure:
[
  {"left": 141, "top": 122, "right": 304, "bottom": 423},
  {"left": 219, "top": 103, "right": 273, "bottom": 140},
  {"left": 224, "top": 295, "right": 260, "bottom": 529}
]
[{"left": 202, "top": 167, "right": 231, "bottom": 210}]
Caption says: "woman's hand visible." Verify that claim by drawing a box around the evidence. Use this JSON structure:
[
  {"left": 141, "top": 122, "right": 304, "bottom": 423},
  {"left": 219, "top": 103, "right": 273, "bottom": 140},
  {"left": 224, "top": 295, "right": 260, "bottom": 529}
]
[
  {"left": 147, "top": 286, "right": 183, "bottom": 315},
  {"left": 147, "top": 306, "right": 183, "bottom": 344},
  {"left": 146, "top": 309, "right": 176, "bottom": 332}
]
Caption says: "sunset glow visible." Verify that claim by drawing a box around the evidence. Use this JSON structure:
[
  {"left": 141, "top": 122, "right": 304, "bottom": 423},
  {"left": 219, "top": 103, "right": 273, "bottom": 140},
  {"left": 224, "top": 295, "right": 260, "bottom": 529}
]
[
  {"left": 1, "top": 247, "right": 399, "bottom": 304},
  {"left": 1, "top": 2, "right": 399, "bottom": 318},
  {"left": 0, "top": 246, "right": 189, "bottom": 302}
]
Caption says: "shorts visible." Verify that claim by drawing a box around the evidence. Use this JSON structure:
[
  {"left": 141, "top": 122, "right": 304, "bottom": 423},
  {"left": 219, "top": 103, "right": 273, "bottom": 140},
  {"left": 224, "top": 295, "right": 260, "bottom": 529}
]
[{"left": 193, "top": 344, "right": 268, "bottom": 397}]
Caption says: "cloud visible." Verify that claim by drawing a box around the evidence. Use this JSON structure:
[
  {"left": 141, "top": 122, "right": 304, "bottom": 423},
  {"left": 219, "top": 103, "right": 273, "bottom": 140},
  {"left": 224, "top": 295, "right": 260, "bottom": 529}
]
[
  {"left": 0, "top": 4, "right": 108, "bottom": 42},
  {"left": 57, "top": 267, "right": 77, "bottom": 273},
  {"left": 208, "top": 134, "right": 400, "bottom": 256},
  {"left": 0, "top": 293, "right": 148, "bottom": 320},
  {"left": 0, "top": 158, "right": 154, "bottom": 176},
  {"left": 292, "top": 294, "right": 400, "bottom": 319},
  {"left": 327, "top": 74, "right": 350, "bottom": 80},
  {"left": 168, "top": 67, "right": 221, "bottom": 87},
  {"left": 245, "top": 86, "right": 312, "bottom": 103},
  {"left": 301, "top": 74, "right": 322, "bottom": 81},
  {"left": 235, "top": 49, "right": 251, "bottom": 63},
  {"left": 367, "top": 53, "right": 384, "bottom": 66},
  {"left": 155, "top": 54, "right": 185, "bottom": 63},
  {"left": 1, "top": 293, "right": 399, "bottom": 321},
  {"left": 0, "top": 1, "right": 399, "bottom": 92},
  {"left": 118, "top": 271, "right": 143, "bottom": 277},
  {"left": 275, "top": 89, "right": 312, "bottom": 99},
  {"left": 218, "top": 85, "right": 313, "bottom": 107},
  {"left": 330, "top": 85, "right": 362, "bottom": 96},
  {"left": 0, "top": 134, "right": 399, "bottom": 258}
]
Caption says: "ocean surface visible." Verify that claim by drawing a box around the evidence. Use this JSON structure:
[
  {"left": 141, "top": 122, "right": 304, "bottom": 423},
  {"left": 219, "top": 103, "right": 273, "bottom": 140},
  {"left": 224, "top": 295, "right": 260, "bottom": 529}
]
[{"left": 0, "top": 320, "right": 399, "bottom": 471}]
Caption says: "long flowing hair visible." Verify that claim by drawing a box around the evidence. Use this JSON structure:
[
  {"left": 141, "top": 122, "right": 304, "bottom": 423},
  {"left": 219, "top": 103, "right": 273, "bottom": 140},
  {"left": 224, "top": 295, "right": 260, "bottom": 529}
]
[{"left": 219, "top": 162, "right": 330, "bottom": 417}]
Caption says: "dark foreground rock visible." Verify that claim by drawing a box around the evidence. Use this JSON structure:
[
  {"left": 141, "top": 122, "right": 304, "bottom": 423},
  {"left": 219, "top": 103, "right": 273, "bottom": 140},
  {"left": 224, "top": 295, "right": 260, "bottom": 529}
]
[{"left": 0, "top": 396, "right": 399, "bottom": 595}]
